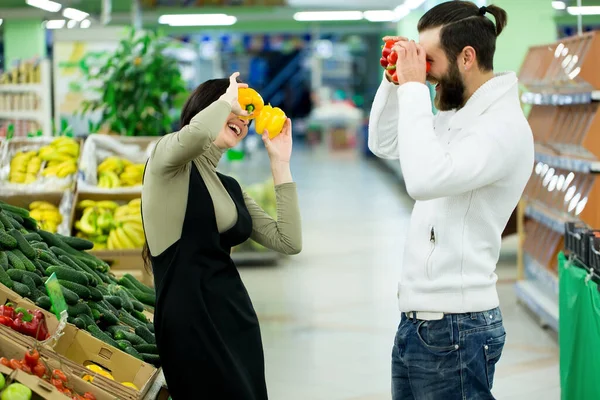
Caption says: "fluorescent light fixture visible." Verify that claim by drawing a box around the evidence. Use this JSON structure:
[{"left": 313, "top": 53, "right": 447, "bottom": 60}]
[
  {"left": 158, "top": 14, "right": 237, "bottom": 26},
  {"left": 26, "top": 0, "right": 62, "bottom": 13},
  {"left": 0, "top": 19, "right": 3, "bottom": 26},
  {"left": 80, "top": 19, "right": 91, "bottom": 28},
  {"left": 364, "top": 10, "right": 396, "bottom": 22},
  {"left": 67, "top": 19, "right": 77, "bottom": 28},
  {"left": 63, "top": 8, "right": 90, "bottom": 22},
  {"left": 403, "top": 0, "right": 427, "bottom": 10},
  {"left": 552, "top": 1, "right": 566, "bottom": 10},
  {"left": 44, "top": 19, "right": 66, "bottom": 29},
  {"left": 293, "top": 11, "right": 363, "bottom": 21},
  {"left": 392, "top": 5, "right": 411, "bottom": 21},
  {"left": 567, "top": 6, "right": 600, "bottom": 15}
]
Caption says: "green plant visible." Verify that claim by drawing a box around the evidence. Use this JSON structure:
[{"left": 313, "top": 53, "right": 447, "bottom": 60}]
[{"left": 79, "top": 28, "right": 186, "bottom": 136}]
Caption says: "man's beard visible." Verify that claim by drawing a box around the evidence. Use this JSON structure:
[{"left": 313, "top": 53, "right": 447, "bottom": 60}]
[{"left": 433, "top": 62, "right": 466, "bottom": 111}]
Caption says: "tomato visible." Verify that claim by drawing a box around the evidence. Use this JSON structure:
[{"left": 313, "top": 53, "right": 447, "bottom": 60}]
[
  {"left": 385, "top": 40, "right": 396, "bottom": 49},
  {"left": 83, "top": 393, "right": 97, "bottom": 400},
  {"left": 52, "top": 369, "right": 68, "bottom": 382},
  {"left": 380, "top": 57, "right": 389, "bottom": 68},
  {"left": 0, "top": 357, "right": 10, "bottom": 367},
  {"left": 387, "top": 51, "right": 398, "bottom": 65},
  {"left": 9, "top": 359, "right": 22, "bottom": 370},
  {"left": 61, "top": 388, "right": 73, "bottom": 396},
  {"left": 51, "top": 378, "right": 64, "bottom": 391},
  {"left": 382, "top": 46, "right": 392, "bottom": 58},
  {"left": 32, "top": 362, "right": 46, "bottom": 378},
  {"left": 20, "top": 364, "right": 31, "bottom": 374},
  {"left": 24, "top": 348, "right": 40, "bottom": 368}
]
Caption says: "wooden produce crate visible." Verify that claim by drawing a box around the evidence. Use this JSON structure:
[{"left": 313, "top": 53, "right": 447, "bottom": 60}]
[{"left": 70, "top": 191, "right": 153, "bottom": 287}]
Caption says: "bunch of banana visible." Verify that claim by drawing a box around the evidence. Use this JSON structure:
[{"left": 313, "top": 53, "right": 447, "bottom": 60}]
[
  {"left": 39, "top": 136, "right": 80, "bottom": 179},
  {"left": 97, "top": 156, "right": 145, "bottom": 188},
  {"left": 74, "top": 198, "right": 145, "bottom": 250},
  {"left": 9, "top": 151, "right": 42, "bottom": 184},
  {"left": 29, "top": 200, "right": 62, "bottom": 232}
]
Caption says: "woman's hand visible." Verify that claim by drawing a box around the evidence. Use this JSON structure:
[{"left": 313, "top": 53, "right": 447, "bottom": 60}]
[
  {"left": 220, "top": 72, "right": 251, "bottom": 117},
  {"left": 262, "top": 118, "right": 292, "bottom": 164}
]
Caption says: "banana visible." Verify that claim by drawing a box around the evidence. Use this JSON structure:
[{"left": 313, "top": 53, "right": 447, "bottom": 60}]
[
  {"left": 94, "top": 200, "right": 119, "bottom": 210},
  {"left": 98, "top": 171, "right": 121, "bottom": 188},
  {"left": 128, "top": 198, "right": 142, "bottom": 209},
  {"left": 24, "top": 174, "right": 37, "bottom": 184},
  {"left": 113, "top": 226, "right": 137, "bottom": 249},
  {"left": 41, "top": 210, "right": 62, "bottom": 224},
  {"left": 41, "top": 164, "right": 62, "bottom": 177},
  {"left": 9, "top": 172, "right": 26, "bottom": 183},
  {"left": 56, "top": 161, "right": 78, "bottom": 178},
  {"left": 29, "top": 201, "right": 56, "bottom": 210},
  {"left": 98, "top": 156, "right": 124, "bottom": 174},
  {"left": 121, "top": 222, "right": 145, "bottom": 247},
  {"left": 107, "top": 231, "right": 117, "bottom": 250},
  {"left": 79, "top": 208, "right": 99, "bottom": 235},
  {"left": 26, "top": 157, "right": 42, "bottom": 174},
  {"left": 78, "top": 200, "right": 97, "bottom": 209},
  {"left": 96, "top": 211, "right": 114, "bottom": 230},
  {"left": 39, "top": 151, "right": 72, "bottom": 163},
  {"left": 53, "top": 142, "right": 79, "bottom": 158},
  {"left": 113, "top": 213, "right": 141, "bottom": 224}
]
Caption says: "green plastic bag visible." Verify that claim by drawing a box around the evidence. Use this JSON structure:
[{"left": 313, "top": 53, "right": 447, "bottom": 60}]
[{"left": 559, "top": 251, "right": 600, "bottom": 400}]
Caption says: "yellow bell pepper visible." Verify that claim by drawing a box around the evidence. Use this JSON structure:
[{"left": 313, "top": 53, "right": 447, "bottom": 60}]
[
  {"left": 121, "top": 382, "right": 139, "bottom": 390},
  {"left": 237, "top": 88, "right": 264, "bottom": 118},
  {"left": 255, "top": 104, "right": 287, "bottom": 139}
]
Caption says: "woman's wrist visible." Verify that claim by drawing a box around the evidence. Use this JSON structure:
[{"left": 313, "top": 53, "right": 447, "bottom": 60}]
[{"left": 270, "top": 160, "right": 292, "bottom": 185}]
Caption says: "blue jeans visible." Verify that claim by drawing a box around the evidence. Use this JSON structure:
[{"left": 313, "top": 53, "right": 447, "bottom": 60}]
[{"left": 392, "top": 307, "right": 506, "bottom": 400}]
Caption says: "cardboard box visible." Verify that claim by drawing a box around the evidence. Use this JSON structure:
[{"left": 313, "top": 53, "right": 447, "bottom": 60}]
[{"left": 70, "top": 191, "right": 153, "bottom": 286}]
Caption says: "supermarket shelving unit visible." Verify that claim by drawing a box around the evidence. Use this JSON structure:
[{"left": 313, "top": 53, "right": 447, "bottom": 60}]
[
  {"left": 516, "top": 31, "right": 600, "bottom": 331},
  {"left": 0, "top": 59, "right": 53, "bottom": 138}
]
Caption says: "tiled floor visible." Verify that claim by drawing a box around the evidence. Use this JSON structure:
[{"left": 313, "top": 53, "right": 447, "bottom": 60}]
[{"left": 236, "top": 146, "right": 559, "bottom": 400}]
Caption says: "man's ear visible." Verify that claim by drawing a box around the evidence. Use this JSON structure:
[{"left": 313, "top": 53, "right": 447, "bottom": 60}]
[{"left": 461, "top": 46, "right": 477, "bottom": 71}]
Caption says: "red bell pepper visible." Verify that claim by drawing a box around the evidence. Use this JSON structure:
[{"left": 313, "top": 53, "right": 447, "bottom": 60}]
[
  {"left": 0, "top": 315, "right": 13, "bottom": 327},
  {"left": 0, "top": 303, "right": 15, "bottom": 319},
  {"left": 12, "top": 308, "right": 49, "bottom": 340}
]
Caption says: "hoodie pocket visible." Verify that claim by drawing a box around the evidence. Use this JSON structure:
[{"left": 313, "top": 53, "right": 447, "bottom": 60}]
[{"left": 425, "top": 226, "right": 436, "bottom": 279}]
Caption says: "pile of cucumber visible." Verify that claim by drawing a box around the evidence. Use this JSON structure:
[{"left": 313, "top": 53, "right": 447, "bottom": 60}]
[{"left": 0, "top": 201, "right": 160, "bottom": 368}]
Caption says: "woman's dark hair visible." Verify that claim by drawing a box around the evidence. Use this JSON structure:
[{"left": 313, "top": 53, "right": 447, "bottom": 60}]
[
  {"left": 417, "top": 1, "right": 508, "bottom": 71},
  {"left": 141, "top": 77, "right": 237, "bottom": 274}
]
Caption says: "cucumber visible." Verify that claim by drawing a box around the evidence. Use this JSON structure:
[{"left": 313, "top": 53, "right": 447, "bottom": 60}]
[
  {"left": 122, "top": 273, "right": 153, "bottom": 294},
  {"left": 131, "top": 310, "right": 149, "bottom": 324},
  {"left": 8, "top": 213, "right": 23, "bottom": 224},
  {"left": 57, "top": 280, "right": 90, "bottom": 299},
  {"left": 125, "top": 288, "right": 155, "bottom": 307},
  {"left": 88, "top": 286, "right": 103, "bottom": 302},
  {"left": 96, "top": 285, "right": 109, "bottom": 296},
  {"left": 78, "top": 314, "right": 96, "bottom": 328},
  {"left": 87, "top": 324, "right": 119, "bottom": 348},
  {"left": 11, "top": 249, "right": 36, "bottom": 272},
  {"left": 0, "top": 203, "right": 29, "bottom": 218},
  {"left": 23, "top": 233, "right": 43, "bottom": 242},
  {"left": 21, "top": 216, "right": 38, "bottom": 231},
  {"left": 88, "top": 302, "right": 119, "bottom": 325},
  {"left": 118, "top": 276, "right": 141, "bottom": 293},
  {"left": 124, "top": 346, "right": 143, "bottom": 361},
  {"left": 21, "top": 275, "right": 36, "bottom": 295},
  {"left": 0, "top": 213, "right": 13, "bottom": 230},
  {"left": 133, "top": 344, "right": 158, "bottom": 354},
  {"left": 104, "top": 296, "right": 122, "bottom": 310},
  {"left": 6, "top": 269, "right": 43, "bottom": 286},
  {"left": 0, "top": 232, "right": 17, "bottom": 250},
  {"left": 32, "top": 259, "right": 45, "bottom": 276},
  {"left": 71, "top": 317, "right": 86, "bottom": 330},
  {"left": 140, "top": 353, "right": 160, "bottom": 365},
  {"left": 67, "top": 302, "right": 93, "bottom": 318},
  {"left": 0, "top": 264, "right": 13, "bottom": 288},
  {"left": 91, "top": 308, "right": 101, "bottom": 321},
  {"left": 37, "top": 249, "right": 60, "bottom": 265},
  {"left": 55, "top": 252, "right": 106, "bottom": 284},
  {"left": 135, "top": 326, "right": 156, "bottom": 345},
  {"left": 0, "top": 252, "right": 8, "bottom": 270},
  {"left": 38, "top": 230, "right": 100, "bottom": 265},
  {"left": 37, "top": 260, "right": 54, "bottom": 271},
  {"left": 56, "top": 234, "right": 94, "bottom": 251},
  {"left": 45, "top": 265, "right": 89, "bottom": 286},
  {"left": 115, "top": 340, "right": 132, "bottom": 352},
  {"left": 131, "top": 300, "right": 144, "bottom": 313},
  {"left": 6, "top": 216, "right": 24, "bottom": 231},
  {"left": 100, "top": 299, "right": 119, "bottom": 315},
  {"left": 35, "top": 296, "right": 52, "bottom": 311},
  {"left": 30, "top": 286, "right": 47, "bottom": 303},
  {"left": 114, "top": 288, "right": 134, "bottom": 313},
  {"left": 106, "top": 325, "right": 131, "bottom": 337},
  {"left": 12, "top": 281, "right": 31, "bottom": 298},
  {"left": 31, "top": 242, "right": 49, "bottom": 251},
  {"left": 114, "top": 330, "right": 147, "bottom": 346},
  {"left": 0, "top": 218, "right": 4, "bottom": 231},
  {"left": 6, "top": 251, "right": 25, "bottom": 270},
  {"left": 59, "top": 285, "right": 80, "bottom": 305},
  {"left": 8, "top": 229, "right": 36, "bottom": 260},
  {"left": 118, "top": 310, "right": 144, "bottom": 329},
  {"left": 146, "top": 323, "right": 154, "bottom": 334}
]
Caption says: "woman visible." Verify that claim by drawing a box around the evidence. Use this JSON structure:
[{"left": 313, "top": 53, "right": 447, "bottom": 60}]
[{"left": 141, "top": 72, "right": 302, "bottom": 399}]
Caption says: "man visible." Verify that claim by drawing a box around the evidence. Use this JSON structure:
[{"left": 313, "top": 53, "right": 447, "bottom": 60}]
[{"left": 368, "top": 1, "right": 534, "bottom": 399}]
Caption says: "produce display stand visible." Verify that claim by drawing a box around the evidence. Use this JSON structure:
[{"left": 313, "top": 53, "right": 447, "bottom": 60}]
[
  {"left": 516, "top": 31, "right": 600, "bottom": 332},
  {"left": 0, "top": 59, "right": 53, "bottom": 139}
]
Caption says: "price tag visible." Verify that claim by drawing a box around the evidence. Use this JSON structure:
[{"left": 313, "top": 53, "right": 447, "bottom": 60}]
[{"left": 45, "top": 272, "right": 67, "bottom": 320}]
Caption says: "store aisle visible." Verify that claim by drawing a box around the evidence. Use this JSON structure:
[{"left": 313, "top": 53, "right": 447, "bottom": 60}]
[{"left": 238, "top": 147, "right": 560, "bottom": 400}]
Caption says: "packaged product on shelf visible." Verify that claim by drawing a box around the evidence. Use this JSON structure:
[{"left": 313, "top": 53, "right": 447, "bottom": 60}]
[
  {"left": 0, "top": 136, "right": 81, "bottom": 194},
  {"left": 78, "top": 135, "right": 157, "bottom": 194},
  {"left": 0, "top": 200, "right": 159, "bottom": 399}
]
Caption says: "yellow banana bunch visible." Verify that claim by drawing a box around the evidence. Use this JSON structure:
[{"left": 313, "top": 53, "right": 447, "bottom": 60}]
[
  {"left": 97, "top": 156, "right": 144, "bottom": 188},
  {"left": 29, "top": 201, "right": 62, "bottom": 233},
  {"left": 9, "top": 151, "right": 41, "bottom": 184}
]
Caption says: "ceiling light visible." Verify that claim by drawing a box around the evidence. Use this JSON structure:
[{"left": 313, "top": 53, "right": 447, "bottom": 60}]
[
  {"left": 403, "top": 0, "right": 427, "bottom": 9},
  {"left": 158, "top": 14, "right": 237, "bottom": 26},
  {"left": 0, "top": 20, "right": 3, "bottom": 27},
  {"left": 44, "top": 19, "right": 66, "bottom": 29},
  {"left": 567, "top": 6, "right": 600, "bottom": 15},
  {"left": 67, "top": 19, "right": 77, "bottom": 29},
  {"left": 293, "top": 11, "right": 363, "bottom": 22},
  {"left": 363, "top": 10, "right": 396, "bottom": 22},
  {"left": 552, "top": 1, "right": 566, "bottom": 10},
  {"left": 63, "top": 8, "right": 90, "bottom": 22},
  {"left": 26, "top": 0, "right": 62, "bottom": 13},
  {"left": 80, "top": 19, "right": 91, "bottom": 29}
]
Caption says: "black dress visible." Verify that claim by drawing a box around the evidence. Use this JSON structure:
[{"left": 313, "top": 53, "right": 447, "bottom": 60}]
[{"left": 150, "top": 164, "right": 268, "bottom": 399}]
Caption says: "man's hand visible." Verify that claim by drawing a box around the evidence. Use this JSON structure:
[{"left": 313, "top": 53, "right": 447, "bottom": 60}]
[{"left": 392, "top": 41, "right": 427, "bottom": 86}]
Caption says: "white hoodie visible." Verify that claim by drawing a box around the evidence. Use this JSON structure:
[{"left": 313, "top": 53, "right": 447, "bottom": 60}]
[{"left": 368, "top": 72, "right": 534, "bottom": 313}]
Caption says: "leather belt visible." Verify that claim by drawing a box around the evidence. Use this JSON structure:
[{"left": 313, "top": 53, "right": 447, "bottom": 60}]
[{"left": 405, "top": 311, "right": 445, "bottom": 321}]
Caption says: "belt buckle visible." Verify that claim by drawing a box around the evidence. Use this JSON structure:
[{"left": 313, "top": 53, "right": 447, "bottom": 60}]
[{"left": 408, "top": 311, "right": 444, "bottom": 321}]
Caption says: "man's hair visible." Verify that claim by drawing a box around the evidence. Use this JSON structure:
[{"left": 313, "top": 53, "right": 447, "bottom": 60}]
[{"left": 417, "top": 1, "right": 508, "bottom": 71}]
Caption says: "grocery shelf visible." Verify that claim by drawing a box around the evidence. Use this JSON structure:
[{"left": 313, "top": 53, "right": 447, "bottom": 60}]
[
  {"left": 535, "top": 152, "right": 600, "bottom": 174},
  {"left": 515, "top": 280, "right": 559, "bottom": 332},
  {"left": 521, "top": 91, "right": 600, "bottom": 105},
  {"left": 0, "top": 84, "right": 44, "bottom": 93},
  {"left": 0, "top": 110, "right": 46, "bottom": 122},
  {"left": 524, "top": 252, "right": 559, "bottom": 297},
  {"left": 525, "top": 202, "right": 574, "bottom": 234}
]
